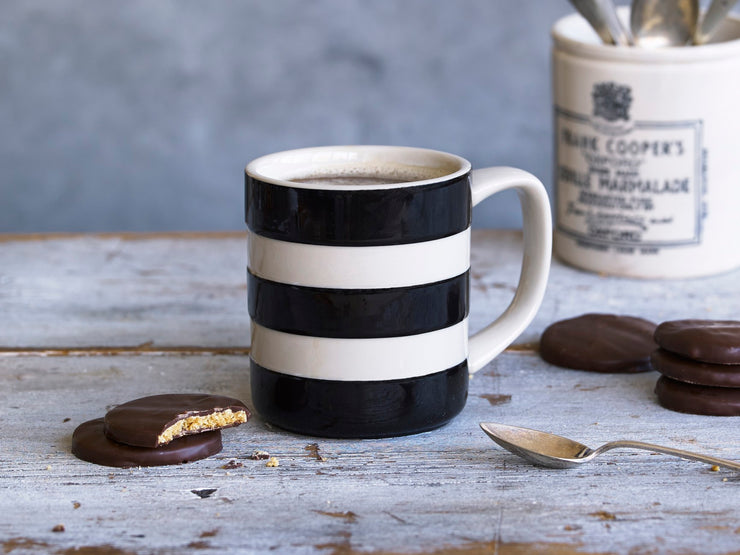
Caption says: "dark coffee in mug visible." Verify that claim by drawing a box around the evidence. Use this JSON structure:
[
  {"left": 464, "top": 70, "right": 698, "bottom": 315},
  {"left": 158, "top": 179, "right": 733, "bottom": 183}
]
[
  {"left": 292, "top": 175, "right": 406, "bottom": 185},
  {"left": 245, "top": 146, "right": 551, "bottom": 438},
  {"left": 289, "top": 163, "right": 450, "bottom": 186}
]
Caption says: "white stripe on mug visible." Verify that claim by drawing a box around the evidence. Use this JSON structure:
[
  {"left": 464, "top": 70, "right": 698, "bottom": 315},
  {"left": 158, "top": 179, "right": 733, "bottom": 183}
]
[
  {"left": 249, "top": 320, "right": 469, "bottom": 381},
  {"left": 248, "top": 228, "right": 471, "bottom": 289}
]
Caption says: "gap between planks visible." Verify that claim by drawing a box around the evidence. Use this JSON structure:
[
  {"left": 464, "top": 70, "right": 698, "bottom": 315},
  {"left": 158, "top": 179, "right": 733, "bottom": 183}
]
[
  {"left": 0, "top": 342, "right": 538, "bottom": 358},
  {"left": 0, "top": 230, "right": 247, "bottom": 242},
  {"left": 0, "top": 342, "right": 251, "bottom": 358}
]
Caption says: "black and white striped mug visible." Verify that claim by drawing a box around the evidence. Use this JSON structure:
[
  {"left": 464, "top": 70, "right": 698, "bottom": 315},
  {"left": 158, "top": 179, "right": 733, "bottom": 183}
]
[{"left": 245, "top": 146, "right": 551, "bottom": 438}]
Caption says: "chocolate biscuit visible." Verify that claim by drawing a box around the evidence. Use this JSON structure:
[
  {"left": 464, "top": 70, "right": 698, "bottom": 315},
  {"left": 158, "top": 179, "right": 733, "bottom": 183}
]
[
  {"left": 651, "top": 349, "right": 740, "bottom": 388},
  {"left": 104, "top": 394, "right": 249, "bottom": 448},
  {"left": 654, "top": 320, "right": 740, "bottom": 364},
  {"left": 539, "top": 313, "right": 657, "bottom": 373},
  {"left": 654, "top": 376, "right": 740, "bottom": 416},
  {"left": 72, "top": 418, "right": 222, "bottom": 468}
]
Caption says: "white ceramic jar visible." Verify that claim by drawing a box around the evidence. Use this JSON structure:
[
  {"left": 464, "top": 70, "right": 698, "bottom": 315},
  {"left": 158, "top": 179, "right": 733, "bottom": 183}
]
[{"left": 552, "top": 12, "right": 740, "bottom": 278}]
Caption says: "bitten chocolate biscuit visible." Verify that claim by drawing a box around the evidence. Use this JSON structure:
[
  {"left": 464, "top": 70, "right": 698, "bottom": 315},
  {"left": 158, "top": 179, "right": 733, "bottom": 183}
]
[
  {"left": 539, "top": 313, "right": 657, "bottom": 373},
  {"left": 654, "top": 320, "right": 740, "bottom": 364},
  {"left": 72, "top": 418, "right": 223, "bottom": 468},
  {"left": 104, "top": 394, "right": 249, "bottom": 448},
  {"left": 651, "top": 349, "right": 740, "bottom": 388},
  {"left": 654, "top": 376, "right": 740, "bottom": 416}
]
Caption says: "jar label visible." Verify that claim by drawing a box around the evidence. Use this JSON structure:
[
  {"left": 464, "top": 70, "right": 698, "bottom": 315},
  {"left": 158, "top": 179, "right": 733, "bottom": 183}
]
[{"left": 555, "top": 86, "right": 705, "bottom": 253}]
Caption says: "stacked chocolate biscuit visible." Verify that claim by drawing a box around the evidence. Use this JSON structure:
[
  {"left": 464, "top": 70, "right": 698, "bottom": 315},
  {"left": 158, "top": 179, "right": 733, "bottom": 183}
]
[
  {"left": 652, "top": 320, "right": 740, "bottom": 416},
  {"left": 72, "top": 394, "right": 250, "bottom": 467}
]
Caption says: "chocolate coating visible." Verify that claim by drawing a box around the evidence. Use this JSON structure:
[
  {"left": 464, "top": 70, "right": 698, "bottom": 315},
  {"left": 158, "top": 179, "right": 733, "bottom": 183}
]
[
  {"left": 651, "top": 349, "right": 740, "bottom": 388},
  {"left": 654, "top": 376, "right": 740, "bottom": 416},
  {"left": 654, "top": 320, "right": 740, "bottom": 364},
  {"left": 72, "top": 418, "right": 222, "bottom": 468},
  {"left": 539, "top": 313, "right": 657, "bottom": 373},
  {"left": 104, "top": 394, "right": 249, "bottom": 448}
]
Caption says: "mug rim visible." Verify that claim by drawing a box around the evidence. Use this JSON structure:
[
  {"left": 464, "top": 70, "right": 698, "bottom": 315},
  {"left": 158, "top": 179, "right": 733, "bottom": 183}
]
[
  {"left": 245, "top": 145, "right": 472, "bottom": 191},
  {"left": 552, "top": 9, "right": 740, "bottom": 63}
]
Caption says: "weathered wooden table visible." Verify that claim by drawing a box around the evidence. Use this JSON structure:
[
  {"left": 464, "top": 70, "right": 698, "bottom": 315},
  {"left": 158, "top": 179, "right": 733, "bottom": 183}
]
[{"left": 1, "top": 231, "right": 738, "bottom": 555}]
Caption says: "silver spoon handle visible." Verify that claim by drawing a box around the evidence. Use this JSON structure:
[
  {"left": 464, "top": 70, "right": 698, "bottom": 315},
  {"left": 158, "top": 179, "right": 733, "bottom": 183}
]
[
  {"left": 597, "top": 0, "right": 633, "bottom": 46},
  {"left": 696, "top": 0, "right": 740, "bottom": 44},
  {"left": 569, "top": 0, "right": 632, "bottom": 45},
  {"left": 594, "top": 440, "right": 740, "bottom": 470}
]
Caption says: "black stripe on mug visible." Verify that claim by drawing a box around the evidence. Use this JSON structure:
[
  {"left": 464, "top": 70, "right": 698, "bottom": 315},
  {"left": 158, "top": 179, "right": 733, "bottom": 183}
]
[
  {"left": 245, "top": 174, "right": 471, "bottom": 246},
  {"left": 249, "top": 359, "right": 469, "bottom": 438},
  {"left": 248, "top": 270, "right": 469, "bottom": 339}
]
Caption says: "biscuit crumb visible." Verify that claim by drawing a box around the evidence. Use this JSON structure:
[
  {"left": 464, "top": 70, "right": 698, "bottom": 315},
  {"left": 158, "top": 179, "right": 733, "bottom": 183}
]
[
  {"left": 52, "top": 524, "right": 65, "bottom": 533},
  {"left": 305, "top": 443, "right": 328, "bottom": 462},
  {"left": 251, "top": 450, "right": 270, "bottom": 460},
  {"left": 266, "top": 457, "right": 279, "bottom": 468},
  {"left": 710, "top": 465, "right": 720, "bottom": 472},
  {"left": 221, "top": 460, "right": 243, "bottom": 469}
]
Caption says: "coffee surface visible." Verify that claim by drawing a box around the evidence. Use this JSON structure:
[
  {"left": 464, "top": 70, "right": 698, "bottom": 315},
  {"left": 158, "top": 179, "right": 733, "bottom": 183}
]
[
  {"left": 285, "top": 162, "right": 451, "bottom": 187},
  {"left": 72, "top": 418, "right": 223, "bottom": 468},
  {"left": 653, "top": 319, "right": 740, "bottom": 364},
  {"left": 291, "top": 175, "right": 409, "bottom": 186},
  {"left": 539, "top": 313, "right": 657, "bottom": 373}
]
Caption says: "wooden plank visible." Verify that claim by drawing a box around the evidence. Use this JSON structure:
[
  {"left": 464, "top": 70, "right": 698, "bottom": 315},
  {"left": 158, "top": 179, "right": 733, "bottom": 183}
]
[
  {"left": 1, "top": 354, "right": 737, "bottom": 554},
  {"left": 0, "top": 232, "right": 250, "bottom": 348},
  {"left": 0, "top": 231, "right": 738, "bottom": 554},
  {"left": 3, "top": 230, "right": 738, "bottom": 351}
]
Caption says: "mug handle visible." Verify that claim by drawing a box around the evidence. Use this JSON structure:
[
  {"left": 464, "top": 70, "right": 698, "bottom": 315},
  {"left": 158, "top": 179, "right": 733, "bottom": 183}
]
[{"left": 467, "top": 167, "right": 552, "bottom": 374}]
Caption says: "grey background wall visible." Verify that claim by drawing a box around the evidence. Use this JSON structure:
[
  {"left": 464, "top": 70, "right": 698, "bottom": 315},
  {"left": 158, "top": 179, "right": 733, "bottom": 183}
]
[{"left": 3, "top": 0, "right": 598, "bottom": 232}]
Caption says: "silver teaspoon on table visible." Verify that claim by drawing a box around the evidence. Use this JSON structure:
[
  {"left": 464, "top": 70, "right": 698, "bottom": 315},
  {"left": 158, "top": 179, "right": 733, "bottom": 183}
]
[
  {"left": 630, "top": 0, "right": 699, "bottom": 47},
  {"left": 569, "top": 0, "right": 633, "bottom": 45},
  {"left": 695, "top": 0, "right": 740, "bottom": 44},
  {"left": 480, "top": 422, "right": 740, "bottom": 470}
]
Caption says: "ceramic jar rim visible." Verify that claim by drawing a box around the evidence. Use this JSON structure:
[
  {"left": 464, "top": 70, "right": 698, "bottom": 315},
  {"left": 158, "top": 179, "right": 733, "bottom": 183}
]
[{"left": 552, "top": 9, "right": 740, "bottom": 64}]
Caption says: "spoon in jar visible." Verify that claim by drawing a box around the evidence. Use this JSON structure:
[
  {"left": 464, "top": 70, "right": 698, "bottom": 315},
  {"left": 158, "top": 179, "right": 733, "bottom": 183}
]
[
  {"left": 569, "top": 0, "right": 633, "bottom": 45},
  {"left": 630, "top": 0, "right": 699, "bottom": 47},
  {"left": 694, "top": 0, "right": 740, "bottom": 44},
  {"left": 480, "top": 422, "right": 740, "bottom": 470}
]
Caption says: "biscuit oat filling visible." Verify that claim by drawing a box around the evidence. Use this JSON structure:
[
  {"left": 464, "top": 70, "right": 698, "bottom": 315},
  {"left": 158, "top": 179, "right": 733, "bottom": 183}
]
[{"left": 157, "top": 408, "right": 248, "bottom": 446}]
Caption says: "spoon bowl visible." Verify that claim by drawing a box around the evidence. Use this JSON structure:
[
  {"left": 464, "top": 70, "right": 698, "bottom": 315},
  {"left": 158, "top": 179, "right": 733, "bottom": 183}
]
[
  {"left": 631, "top": 0, "right": 699, "bottom": 47},
  {"left": 480, "top": 422, "right": 740, "bottom": 470}
]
